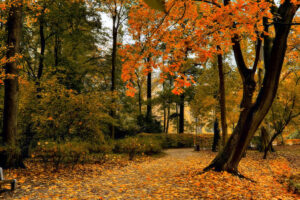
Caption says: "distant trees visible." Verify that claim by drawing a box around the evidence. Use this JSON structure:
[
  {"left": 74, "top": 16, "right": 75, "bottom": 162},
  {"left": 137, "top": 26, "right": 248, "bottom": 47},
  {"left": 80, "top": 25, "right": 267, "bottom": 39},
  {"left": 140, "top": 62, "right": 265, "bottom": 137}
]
[
  {"left": 100, "top": 0, "right": 131, "bottom": 139},
  {"left": 263, "top": 67, "right": 300, "bottom": 158}
]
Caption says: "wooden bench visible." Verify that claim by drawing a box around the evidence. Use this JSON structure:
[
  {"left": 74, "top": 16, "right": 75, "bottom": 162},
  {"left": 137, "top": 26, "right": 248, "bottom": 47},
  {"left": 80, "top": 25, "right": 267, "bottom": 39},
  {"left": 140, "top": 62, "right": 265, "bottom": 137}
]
[{"left": 0, "top": 167, "right": 16, "bottom": 191}]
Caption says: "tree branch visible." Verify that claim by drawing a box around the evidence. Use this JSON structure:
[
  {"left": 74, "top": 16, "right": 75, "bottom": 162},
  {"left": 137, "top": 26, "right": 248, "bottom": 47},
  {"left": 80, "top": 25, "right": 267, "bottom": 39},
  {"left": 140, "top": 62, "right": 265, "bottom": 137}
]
[
  {"left": 252, "top": 35, "right": 262, "bottom": 73},
  {"left": 231, "top": 35, "right": 251, "bottom": 80}
]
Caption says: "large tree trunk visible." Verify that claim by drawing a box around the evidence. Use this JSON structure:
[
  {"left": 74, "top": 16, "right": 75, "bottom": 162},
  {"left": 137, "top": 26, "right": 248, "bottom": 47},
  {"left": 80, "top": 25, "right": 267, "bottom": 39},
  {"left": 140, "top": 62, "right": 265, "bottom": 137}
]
[
  {"left": 205, "top": 1, "right": 298, "bottom": 173},
  {"left": 179, "top": 93, "right": 184, "bottom": 133},
  {"left": 217, "top": 48, "right": 228, "bottom": 146},
  {"left": 1, "top": 0, "right": 24, "bottom": 169}
]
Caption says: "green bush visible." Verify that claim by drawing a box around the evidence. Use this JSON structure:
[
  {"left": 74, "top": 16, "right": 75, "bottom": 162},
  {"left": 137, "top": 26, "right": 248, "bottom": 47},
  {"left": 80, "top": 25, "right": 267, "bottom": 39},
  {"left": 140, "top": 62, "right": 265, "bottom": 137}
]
[
  {"left": 136, "top": 115, "right": 163, "bottom": 133},
  {"left": 141, "top": 138, "right": 163, "bottom": 155},
  {"left": 287, "top": 131, "right": 300, "bottom": 139},
  {"left": 0, "top": 145, "right": 23, "bottom": 169},
  {"left": 250, "top": 136, "right": 262, "bottom": 150},
  {"left": 114, "top": 136, "right": 162, "bottom": 160},
  {"left": 162, "top": 134, "right": 195, "bottom": 148},
  {"left": 137, "top": 133, "right": 213, "bottom": 149},
  {"left": 31, "top": 140, "right": 112, "bottom": 169},
  {"left": 288, "top": 173, "right": 300, "bottom": 194},
  {"left": 32, "top": 140, "right": 88, "bottom": 169},
  {"left": 18, "top": 77, "right": 113, "bottom": 149}
]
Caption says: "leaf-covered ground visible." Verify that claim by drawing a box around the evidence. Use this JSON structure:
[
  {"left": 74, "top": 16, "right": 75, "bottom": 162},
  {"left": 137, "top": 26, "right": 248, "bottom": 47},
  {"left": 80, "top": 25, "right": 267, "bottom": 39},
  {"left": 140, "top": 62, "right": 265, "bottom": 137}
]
[{"left": 1, "top": 146, "right": 299, "bottom": 200}]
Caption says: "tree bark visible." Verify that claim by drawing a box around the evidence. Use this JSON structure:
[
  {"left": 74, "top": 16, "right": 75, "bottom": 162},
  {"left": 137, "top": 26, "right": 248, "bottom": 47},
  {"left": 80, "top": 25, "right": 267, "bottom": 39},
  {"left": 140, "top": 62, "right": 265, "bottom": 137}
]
[
  {"left": 54, "top": 33, "right": 60, "bottom": 67},
  {"left": 179, "top": 93, "right": 184, "bottom": 133},
  {"left": 38, "top": 8, "right": 46, "bottom": 79},
  {"left": 146, "top": 71, "right": 152, "bottom": 120},
  {"left": 110, "top": 15, "right": 118, "bottom": 139},
  {"left": 217, "top": 48, "right": 228, "bottom": 146},
  {"left": 1, "top": 0, "right": 24, "bottom": 168},
  {"left": 260, "top": 126, "right": 269, "bottom": 152},
  {"left": 212, "top": 118, "right": 221, "bottom": 152},
  {"left": 137, "top": 78, "right": 142, "bottom": 115},
  {"left": 205, "top": 1, "right": 298, "bottom": 173},
  {"left": 166, "top": 101, "right": 170, "bottom": 134},
  {"left": 263, "top": 130, "right": 281, "bottom": 159},
  {"left": 176, "top": 103, "right": 179, "bottom": 133}
]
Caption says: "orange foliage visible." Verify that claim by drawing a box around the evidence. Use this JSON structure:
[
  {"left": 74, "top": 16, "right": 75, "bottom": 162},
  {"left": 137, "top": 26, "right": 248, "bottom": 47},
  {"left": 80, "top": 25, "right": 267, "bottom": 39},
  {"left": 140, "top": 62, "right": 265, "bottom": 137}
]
[{"left": 121, "top": 0, "right": 275, "bottom": 96}]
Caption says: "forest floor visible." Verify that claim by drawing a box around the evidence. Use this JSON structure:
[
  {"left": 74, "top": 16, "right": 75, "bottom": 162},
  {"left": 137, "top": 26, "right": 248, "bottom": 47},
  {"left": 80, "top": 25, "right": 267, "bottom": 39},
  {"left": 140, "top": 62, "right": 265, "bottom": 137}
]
[{"left": 1, "top": 145, "right": 299, "bottom": 200}]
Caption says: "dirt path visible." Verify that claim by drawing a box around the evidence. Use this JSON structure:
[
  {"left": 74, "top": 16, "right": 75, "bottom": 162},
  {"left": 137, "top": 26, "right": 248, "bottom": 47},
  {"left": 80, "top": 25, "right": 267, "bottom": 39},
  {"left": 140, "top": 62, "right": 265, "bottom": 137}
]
[{"left": 2, "top": 147, "right": 299, "bottom": 200}]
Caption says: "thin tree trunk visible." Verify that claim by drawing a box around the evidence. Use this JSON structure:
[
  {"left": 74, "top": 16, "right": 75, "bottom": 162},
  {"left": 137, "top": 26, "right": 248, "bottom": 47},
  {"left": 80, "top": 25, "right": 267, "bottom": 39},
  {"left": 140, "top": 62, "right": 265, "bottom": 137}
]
[
  {"left": 163, "top": 107, "right": 166, "bottom": 132},
  {"left": 166, "top": 102, "right": 170, "bottom": 134},
  {"left": 1, "top": 0, "right": 24, "bottom": 168},
  {"left": 205, "top": 1, "right": 298, "bottom": 173},
  {"left": 260, "top": 126, "right": 269, "bottom": 152},
  {"left": 179, "top": 93, "right": 184, "bottom": 133},
  {"left": 263, "top": 129, "right": 282, "bottom": 159},
  {"left": 176, "top": 103, "right": 179, "bottom": 134},
  {"left": 110, "top": 16, "right": 118, "bottom": 139},
  {"left": 54, "top": 33, "right": 60, "bottom": 67},
  {"left": 217, "top": 47, "right": 228, "bottom": 146},
  {"left": 212, "top": 118, "right": 221, "bottom": 152},
  {"left": 146, "top": 71, "right": 152, "bottom": 120},
  {"left": 38, "top": 8, "right": 46, "bottom": 79},
  {"left": 162, "top": 83, "right": 166, "bottom": 133},
  {"left": 137, "top": 79, "right": 142, "bottom": 115}
]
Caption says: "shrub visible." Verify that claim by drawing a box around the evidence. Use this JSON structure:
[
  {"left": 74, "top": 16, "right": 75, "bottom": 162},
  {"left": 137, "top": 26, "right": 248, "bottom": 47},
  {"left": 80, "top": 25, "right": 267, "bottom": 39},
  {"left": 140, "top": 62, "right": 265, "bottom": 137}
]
[
  {"left": 288, "top": 173, "right": 300, "bottom": 194},
  {"left": 136, "top": 115, "right": 163, "bottom": 133},
  {"left": 0, "top": 145, "right": 23, "bottom": 169},
  {"left": 137, "top": 133, "right": 213, "bottom": 149},
  {"left": 19, "top": 76, "right": 113, "bottom": 148},
  {"left": 31, "top": 140, "right": 112, "bottom": 169},
  {"left": 287, "top": 131, "right": 300, "bottom": 139},
  {"left": 162, "top": 134, "right": 194, "bottom": 148},
  {"left": 32, "top": 140, "right": 88, "bottom": 169},
  {"left": 249, "top": 136, "right": 262, "bottom": 150},
  {"left": 114, "top": 136, "right": 162, "bottom": 160},
  {"left": 141, "top": 138, "right": 163, "bottom": 155}
]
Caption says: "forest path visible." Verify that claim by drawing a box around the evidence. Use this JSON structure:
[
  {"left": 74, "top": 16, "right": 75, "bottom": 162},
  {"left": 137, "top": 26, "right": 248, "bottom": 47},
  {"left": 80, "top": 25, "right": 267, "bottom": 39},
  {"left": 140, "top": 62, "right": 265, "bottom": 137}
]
[
  {"left": 2, "top": 147, "right": 299, "bottom": 200},
  {"left": 84, "top": 148, "right": 208, "bottom": 200}
]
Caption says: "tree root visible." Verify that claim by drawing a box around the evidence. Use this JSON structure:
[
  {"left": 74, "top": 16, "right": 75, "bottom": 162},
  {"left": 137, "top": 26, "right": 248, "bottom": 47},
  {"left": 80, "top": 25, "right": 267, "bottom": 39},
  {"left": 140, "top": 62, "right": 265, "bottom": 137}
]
[
  {"left": 231, "top": 171, "right": 256, "bottom": 183},
  {"left": 197, "top": 166, "right": 256, "bottom": 183}
]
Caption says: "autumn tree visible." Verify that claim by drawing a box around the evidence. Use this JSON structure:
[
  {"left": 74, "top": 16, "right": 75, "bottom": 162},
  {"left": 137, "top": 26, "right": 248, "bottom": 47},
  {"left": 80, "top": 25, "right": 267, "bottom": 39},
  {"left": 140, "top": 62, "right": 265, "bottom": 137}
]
[{"left": 134, "top": 0, "right": 299, "bottom": 174}]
